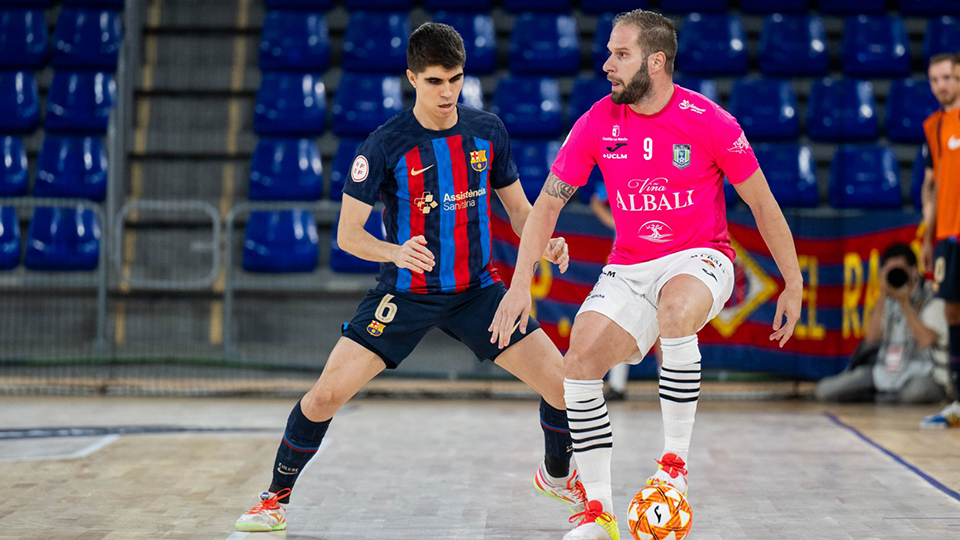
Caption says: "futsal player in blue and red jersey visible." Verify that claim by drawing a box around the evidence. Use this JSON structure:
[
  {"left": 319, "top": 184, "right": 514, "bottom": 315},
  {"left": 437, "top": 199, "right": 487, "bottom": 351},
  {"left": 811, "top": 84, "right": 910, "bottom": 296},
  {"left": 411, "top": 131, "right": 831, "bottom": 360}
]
[{"left": 236, "top": 23, "right": 587, "bottom": 532}]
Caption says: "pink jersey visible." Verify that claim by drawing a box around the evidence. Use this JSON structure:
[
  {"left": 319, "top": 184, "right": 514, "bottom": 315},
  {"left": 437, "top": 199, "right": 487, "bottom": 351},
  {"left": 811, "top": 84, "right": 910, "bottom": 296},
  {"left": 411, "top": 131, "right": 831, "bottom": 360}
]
[{"left": 552, "top": 84, "right": 759, "bottom": 265}]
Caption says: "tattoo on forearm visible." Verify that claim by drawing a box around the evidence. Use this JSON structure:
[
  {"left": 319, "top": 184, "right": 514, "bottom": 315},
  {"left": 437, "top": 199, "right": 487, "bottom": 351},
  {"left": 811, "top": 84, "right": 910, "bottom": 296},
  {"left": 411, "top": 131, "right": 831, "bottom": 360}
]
[{"left": 542, "top": 173, "right": 577, "bottom": 204}]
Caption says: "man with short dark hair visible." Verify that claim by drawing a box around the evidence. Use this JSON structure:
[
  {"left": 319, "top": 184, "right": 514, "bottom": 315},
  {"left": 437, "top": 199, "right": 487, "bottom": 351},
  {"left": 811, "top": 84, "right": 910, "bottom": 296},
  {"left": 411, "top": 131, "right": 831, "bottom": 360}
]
[
  {"left": 920, "top": 52, "right": 960, "bottom": 427},
  {"left": 816, "top": 243, "right": 949, "bottom": 404},
  {"left": 235, "top": 22, "right": 586, "bottom": 532}
]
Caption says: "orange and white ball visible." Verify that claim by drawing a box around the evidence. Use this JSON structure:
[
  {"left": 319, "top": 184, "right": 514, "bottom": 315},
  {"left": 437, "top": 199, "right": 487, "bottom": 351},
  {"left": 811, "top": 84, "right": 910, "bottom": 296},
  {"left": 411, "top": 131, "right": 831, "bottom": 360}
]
[{"left": 627, "top": 483, "right": 692, "bottom": 540}]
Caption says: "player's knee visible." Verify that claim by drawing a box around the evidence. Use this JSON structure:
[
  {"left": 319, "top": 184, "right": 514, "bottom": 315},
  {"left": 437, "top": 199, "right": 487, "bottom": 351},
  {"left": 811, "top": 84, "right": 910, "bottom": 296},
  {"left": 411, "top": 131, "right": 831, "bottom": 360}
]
[
  {"left": 944, "top": 302, "right": 960, "bottom": 325},
  {"left": 301, "top": 387, "right": 344, "bottom": 419},
  {"left": 563, "top": 348, "right": 606, "bottom": 380},
  {"left": 657, "top": 303, "right": 701, "bottom": 338}
]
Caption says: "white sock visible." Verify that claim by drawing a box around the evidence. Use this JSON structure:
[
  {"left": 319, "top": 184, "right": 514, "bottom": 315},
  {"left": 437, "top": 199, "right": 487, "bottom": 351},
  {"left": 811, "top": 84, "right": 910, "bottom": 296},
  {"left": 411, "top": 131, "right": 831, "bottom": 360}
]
[
  {"left": 607, "top": 362, "right": 629, "bottom": 392},
  {"left": 658, "top": 335, "right": 701, "bottom": 463},
  {"left": 564, "top": 378, "right": 613, "bottom": 511}
]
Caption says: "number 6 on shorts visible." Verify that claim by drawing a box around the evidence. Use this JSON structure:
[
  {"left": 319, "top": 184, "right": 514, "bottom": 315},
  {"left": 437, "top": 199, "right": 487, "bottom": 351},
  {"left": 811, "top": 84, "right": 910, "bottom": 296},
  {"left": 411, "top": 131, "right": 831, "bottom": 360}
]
[{"left": 375, "top": 294, "right": 398, "bottom": 323}]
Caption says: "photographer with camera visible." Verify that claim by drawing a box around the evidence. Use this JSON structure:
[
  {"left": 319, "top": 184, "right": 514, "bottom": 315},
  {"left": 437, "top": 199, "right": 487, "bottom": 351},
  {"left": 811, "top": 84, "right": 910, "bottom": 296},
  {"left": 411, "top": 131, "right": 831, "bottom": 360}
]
[{"left": 816, "top": 243, "right": 950, "bottom": 404}]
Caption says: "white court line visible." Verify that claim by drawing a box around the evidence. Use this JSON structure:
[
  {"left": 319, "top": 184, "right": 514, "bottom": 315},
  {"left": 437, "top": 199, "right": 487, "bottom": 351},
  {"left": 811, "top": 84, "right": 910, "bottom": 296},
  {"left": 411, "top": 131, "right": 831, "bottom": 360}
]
[
  {"left": 224, "top": 440, "right": 329, "bottom": 540},
  {"left": 0, "top": 434, "right": 120, "bottom": 463}
]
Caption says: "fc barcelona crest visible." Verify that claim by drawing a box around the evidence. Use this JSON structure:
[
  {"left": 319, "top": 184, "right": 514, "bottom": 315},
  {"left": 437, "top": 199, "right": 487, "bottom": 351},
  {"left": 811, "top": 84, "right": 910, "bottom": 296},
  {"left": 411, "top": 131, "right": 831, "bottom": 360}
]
[
  {"left": 673, "top": 144, "right": 691, "bottom": 170},
  {"left": 470, "top": 150, "right": 488, "bottom": 172},
  {"left": 366, "top": 320, "right": 385, "bottom": 337}
]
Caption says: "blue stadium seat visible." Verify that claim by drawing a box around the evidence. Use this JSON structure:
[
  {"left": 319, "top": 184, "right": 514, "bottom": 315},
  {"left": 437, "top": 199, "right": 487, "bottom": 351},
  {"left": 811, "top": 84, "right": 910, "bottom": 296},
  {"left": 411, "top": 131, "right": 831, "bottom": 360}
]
[
  {"left": 727, "top": 79, "right": 799, "bottom": 141},
  {"left": 676, "top": 14, "right": 748, "bottom": 76},
  {"left": 0, "top": 9, "right": 48, "bottom": 69},
  {"left": 898, "top": 0, "right": 960, "bottom": 15},
  {"left": 753, "top": 144, "right": 818, "bottom": 208},
  {"left": 910, "top": 146, "right": 926, "bottom": 211},
  {"left": 265, "top": 0, "right": 334, "bottom": 8},
  {"left": 254, "top": 72, "right": 326, "bottom": 137},
  {"left": 25, "top": 206, "right": 100, "bottom": 271},
  {"left": 250, "top": 138, "right": 323, "bottom": 201},
  {"left": 342, "top": 12, "right": 409, "bottom": 73},
  {"left": 674, "top": 78, "right": 719, "bottom": 102},
  {"left": 0, "top": 207, "right": 19, "bottom": 270},
  {"left": 35, "top": 135, "right": 108, "bottom": 201},
  {"left": 259, "top": 11, "right": 330, "bottom": 73},
  {"left": 842, "top": 16, "right": 910, "bottom": 78},
  {"left": 332, "top": 73, "right": 403, "bottom": 137},
  {"left": 345, "top": 0, "right": 412, "bottom": 9},
  {"left": 53, "top": 8, "right": 122, "bottom": 71},
  {"left": 740, "top": 0, "right": 808, "bottom": 13},
  {"left": 0, "top": 71, "right": 39, "bottom": 134},
  {"left": 502, "top": 0, "right": 571, "bottom": 12},
  {"left": 242, "top": 210, "right": 319, "bottom": 273},
  {"left": 63, "top": 0, "right": 125, "bottom": 8},
  {"left": 425, "top": 0, "right": 492, "bottom": 9},
  {"left": 923, "top": 17, "right": 960, "bottom": 65},
  {"left": 459, "top": 75, "right": 483, "bottom": 110},
  {"left": 509, "top": 13, "right": 579, "bottom": 76},
  {"left": 330, "top": 138, "right": 364, "bottom": 202},
  {"left": 45, "top": 71, "right": 116, "bottom": 134},
  {"left": 886, "top": 79, "right": 940, "bottom": 144},
  {"left": 433, "top": 12, "right": 495, "bottom": 75},
  {"left": 817, "top": 0, "right": 885, "bottom": 14},
  {"left": 580, "top": 0, "right": 648, "bottom": 14},
  {"left": 829, "top": 145, "right": 901, "bottom": 209},
  {"left": 491, "top": 77, "right": 562, "bottom": 139},
  {"left": 570, "top": 78, "right": 610, "bottom": 126},
  {"left": 330, "top": 211, "right": 383, "bottom": 273},
  {"left": 759, "top": 15, "right": 828, "bottom": 77},
  {"left": 660, "top": 0, "right": 727, "bottom": 12},
  {"left": 592, "top": 13, "right": 615, "bottom": 76},
  {"left": 806, "top": 78, "right": 878, "bottom": 142},
  {"left": 0, "top": 136, "right": 27, "bottom": 196},
  {"left": 512, "top": 140, "right": 561, "bottom": 203}
]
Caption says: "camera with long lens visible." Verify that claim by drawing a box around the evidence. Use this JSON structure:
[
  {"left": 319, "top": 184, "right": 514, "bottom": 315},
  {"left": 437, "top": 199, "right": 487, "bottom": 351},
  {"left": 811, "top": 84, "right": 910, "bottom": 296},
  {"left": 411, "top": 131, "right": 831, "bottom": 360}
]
[{"left": 886, "top": 267, "right": 909, "bottom": 289}]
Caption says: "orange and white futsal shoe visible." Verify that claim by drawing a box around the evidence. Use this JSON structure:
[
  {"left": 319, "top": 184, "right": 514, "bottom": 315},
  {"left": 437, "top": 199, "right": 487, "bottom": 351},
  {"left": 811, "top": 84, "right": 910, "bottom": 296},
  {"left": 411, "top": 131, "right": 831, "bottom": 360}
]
[
  {"left": 533, "top": 462, "right": 588, "bottom": 514},
  {"left": 235, "top": 489, "right": 290, "bottom": 532},
  {"left": 645, "top": 453, "right": 688, "bottom": 495}
]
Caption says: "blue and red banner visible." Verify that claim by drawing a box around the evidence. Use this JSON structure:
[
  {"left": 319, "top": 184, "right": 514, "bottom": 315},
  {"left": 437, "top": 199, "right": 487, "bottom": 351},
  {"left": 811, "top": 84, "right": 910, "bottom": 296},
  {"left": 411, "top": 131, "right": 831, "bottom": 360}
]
[{"left": 491, "top": 206, "right": 925, "bottom": 380}]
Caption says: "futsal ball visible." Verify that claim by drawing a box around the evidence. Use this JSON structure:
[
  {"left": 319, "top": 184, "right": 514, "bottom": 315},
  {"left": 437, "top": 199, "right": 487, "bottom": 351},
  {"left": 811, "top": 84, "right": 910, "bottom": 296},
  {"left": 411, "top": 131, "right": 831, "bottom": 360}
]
[{"left": 627, "top": 483, "right": 692, "bottom": 540}]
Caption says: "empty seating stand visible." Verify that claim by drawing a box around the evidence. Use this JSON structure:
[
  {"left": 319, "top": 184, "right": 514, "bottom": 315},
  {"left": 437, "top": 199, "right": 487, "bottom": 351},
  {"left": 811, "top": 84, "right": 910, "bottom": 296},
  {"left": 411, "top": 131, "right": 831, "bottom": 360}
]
[
  {"left": 53, "top": 8, "right": 122, "bottom": 71},
  {"left": 592, "top": 13, "right": 615, "bottom": 75},
  {"left": 491, "top": 76, "right": 562, "bottom": 139},
  {"left": 898, "top": 0, "right": 960, "bottom": 15},
  {"left": 45, "top": 71, "right": 117, "bottom": 134},
  {"left": 674, "top": 78, "right": 719, "bottom": 103},
  {"left": 265, "top": 0, "right": 335, "bottom": 9},
  {"left": 25, "top": 206, "right": 101, "bottom": 271},
  {"left": 807, "top": 78, "right": 878, "bottom": 142},
  {"left": 660, "top": 0, "right": 727, "bottom": 12},
  {"left": 249, "top": 138, "right": 323, "bottom": 201},
  {"left": 579, "top": 0, "right": 646, "bottom": 14},
  {"left": 758, "top": 15, "right": 828, "bottom": 77},
  {"left": 0, "top": 136, "right": 28, "bottom": 196},
  {"left": 512, "top": 140, "right": 561, "bottom": 203},
  {"left": 817, "top": 0, "right": 885, "bottom": 14},
  {"left": 886, "top": 78, "right": 940, "bottom": 143},
  {"left": 330, "top": 211, "right": 383, "bottom": 273},
  {"left": 63, "top": 0, "right": 125, "bottom": 7},
  {"left": 0, "top": 8, "right": 48, "bottom": 70},
  {"left": 923, "top": 17, "right": 960, "bottom": 65},
  {"left": 34, "top": 135, "right": 108, "bottom": 201},
  {"left": 254, "top": 72, "right": 326, "bottom": 136},
  {"left": 342, "top": 11, "right": 409, "bottom": 73},
  {"left": 829, "top": 145, "right": 902, "bottom": 209},
  {"left": 0, "top": 71, "right": 39, "bottom": 134},
  {"left": 570, "top": 78, "right": 610, "bottom": 126},
  {"left": 0, "top": 206, "right": 19, "bottom": 270},
  {"left": 842, "top": 15, "right": 910, "bottom": 78},
  {"left": 332, "top": 73, "right": 403, "bottom": 137},
  {"left": 259, "top": 10, "right": 330, "bottom": 73},
  {"left": 459, "top": 75, "right": 483, "bottom": 110},
  {"left": 424, "top": 0, "right": 493, "bottom": 10},
  {"left": 432, "top": 12, "right": 495, "bottom": 75},
  {"left": 728, "top": 79, "right": 799, "bottom": 141},
  {"left": 676, "top": 14, "right": 748, "bottom": 76},
  {"left": 501, "top": 0, "right": 571, "bottom": 11},
  {"left": 740, "top": 0, "right": 808, "bottom": 13},
  {"left": 509, "top": 13, "right": 579, "bottom": 76},
  {"left": 330, "top": 138, "right": 364, "bottom": 202},
  {"left": 910, "top": 146, "right": 926, "bottom": 211},
  {"left": 242, "top": 210, "right": 320, "bottom": 273},
  {"left": 753, "top": 144, "right": 818, "bottom": 208}
]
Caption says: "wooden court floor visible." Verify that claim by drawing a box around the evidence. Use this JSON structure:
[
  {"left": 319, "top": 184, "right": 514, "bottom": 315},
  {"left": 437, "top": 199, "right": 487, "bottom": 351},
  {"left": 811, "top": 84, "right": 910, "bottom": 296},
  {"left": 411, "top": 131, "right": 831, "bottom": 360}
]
[{"left": 1, "top": 393, "right": 959, "bottom": 540}]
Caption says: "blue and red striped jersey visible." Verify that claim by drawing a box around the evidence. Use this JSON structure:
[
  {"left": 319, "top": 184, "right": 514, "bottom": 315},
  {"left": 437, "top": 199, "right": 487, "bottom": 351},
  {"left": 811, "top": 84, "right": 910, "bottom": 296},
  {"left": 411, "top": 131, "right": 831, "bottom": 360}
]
[{"left": 343, "top": 106, "right": 519, "bottom": 294}]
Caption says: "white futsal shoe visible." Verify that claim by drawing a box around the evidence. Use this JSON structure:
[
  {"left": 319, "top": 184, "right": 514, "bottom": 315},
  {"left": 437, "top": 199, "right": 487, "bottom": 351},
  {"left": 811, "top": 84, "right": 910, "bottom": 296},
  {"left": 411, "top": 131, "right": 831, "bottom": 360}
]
[
  {"left": 533, "top": 462, "right": 588, "bottom": 514},
  {"left": 646, "top": 453, "right": 688, "bottom": 495},
  {"left": 235, "top": 489, "right": 289, "bottom": 532},
  {"left": 563, "top": 500, "right": 620, "bottom": 540}
]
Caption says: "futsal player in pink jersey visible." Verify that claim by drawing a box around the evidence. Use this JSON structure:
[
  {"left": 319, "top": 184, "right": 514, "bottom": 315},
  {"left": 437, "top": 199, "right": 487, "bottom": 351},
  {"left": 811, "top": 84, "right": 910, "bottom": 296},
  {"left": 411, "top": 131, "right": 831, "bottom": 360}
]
[{"left": 490, "top": 10, "right": 803, "bottom": 540}]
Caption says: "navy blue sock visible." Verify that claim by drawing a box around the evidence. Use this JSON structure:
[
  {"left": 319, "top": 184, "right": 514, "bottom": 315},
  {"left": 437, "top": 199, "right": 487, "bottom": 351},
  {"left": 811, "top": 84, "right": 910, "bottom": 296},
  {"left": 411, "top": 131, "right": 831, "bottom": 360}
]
[
  {"left": 540, "top": 398, "right": 573, "bottom": 478},
  {"left": 949, "top": 325, "right": 960, "bottom": 399},
  {"left": 269, "top": 400, "right": 331, "bottom": 503}
]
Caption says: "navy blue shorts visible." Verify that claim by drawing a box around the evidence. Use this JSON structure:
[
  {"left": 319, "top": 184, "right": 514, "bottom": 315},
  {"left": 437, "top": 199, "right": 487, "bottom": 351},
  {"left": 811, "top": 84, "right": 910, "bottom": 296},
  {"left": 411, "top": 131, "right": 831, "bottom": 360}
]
[
  {"left": 934, "top": 239, "right": 960, "bottom": 303},
  {"left": 342, "top": 282, "right": 541, "bottom": 369}
]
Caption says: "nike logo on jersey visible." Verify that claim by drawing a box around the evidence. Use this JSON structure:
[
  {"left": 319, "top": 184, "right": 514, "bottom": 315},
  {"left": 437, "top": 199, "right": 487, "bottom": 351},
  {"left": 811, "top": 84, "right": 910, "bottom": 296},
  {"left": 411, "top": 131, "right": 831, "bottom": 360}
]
[
  {"left": 411, "top": 164, "right": 435, "bottom": 176},
  {"left": 606, "top": 143, "right": 627, "bottom": 152},
  {"left": 949, "top": 136, "right": 960, "bottom": 151}
]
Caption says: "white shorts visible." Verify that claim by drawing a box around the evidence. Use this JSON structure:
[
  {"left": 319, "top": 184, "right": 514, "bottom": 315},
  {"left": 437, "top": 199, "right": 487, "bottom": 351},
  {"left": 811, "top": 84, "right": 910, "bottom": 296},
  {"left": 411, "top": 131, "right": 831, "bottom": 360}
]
[{"left": 578, "top": 248, "right": 735, "bottom": 364}]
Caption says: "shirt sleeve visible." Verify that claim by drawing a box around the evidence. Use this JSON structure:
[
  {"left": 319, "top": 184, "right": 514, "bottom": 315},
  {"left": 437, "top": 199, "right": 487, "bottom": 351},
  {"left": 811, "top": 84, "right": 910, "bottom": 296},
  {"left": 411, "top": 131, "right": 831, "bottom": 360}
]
[
  {"left": 710, "top": 109, "right": 760, "bottom": 184},
  {"left": 490, "top": 117, "right": 520, "bottom": 189},
  {"left": 550, "top": 110, "right": 597, "bottom": 188},
  {"left": 341, "top": 135, "right": 388, "bottom": 206}
]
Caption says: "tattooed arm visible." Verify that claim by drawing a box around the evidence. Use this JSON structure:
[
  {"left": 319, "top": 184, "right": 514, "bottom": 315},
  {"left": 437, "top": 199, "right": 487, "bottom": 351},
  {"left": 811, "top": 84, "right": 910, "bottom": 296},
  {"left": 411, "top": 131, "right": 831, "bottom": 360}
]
[{"left": 488, "top": 173, "right": 578, "bottom": 348}]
